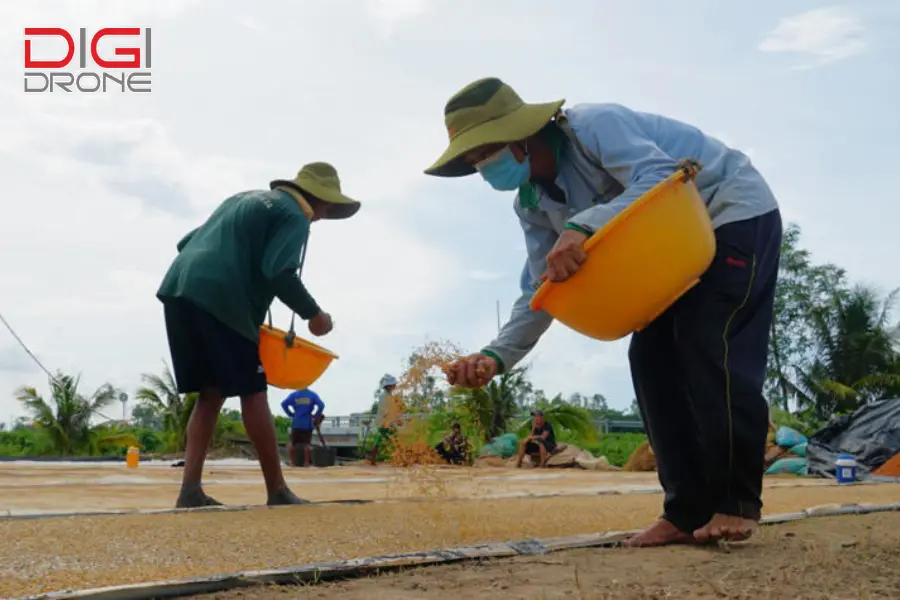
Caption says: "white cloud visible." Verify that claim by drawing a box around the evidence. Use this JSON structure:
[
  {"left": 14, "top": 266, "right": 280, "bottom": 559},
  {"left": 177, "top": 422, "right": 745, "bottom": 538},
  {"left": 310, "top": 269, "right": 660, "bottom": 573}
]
[
  {"left": 759, "top": 6, "right": 868, "bottom": 69},
  {"left": 467, "top": 270, "right": 506, "bottom": 282},
  {"left": 365, "top": 0, "right": 430, "bottom": 38},
  {"left": 1, "top": 0, "right": 897, "bottom": 425},
  {"left": 0, "top": 0, "right": 201, "bottom": 43}
]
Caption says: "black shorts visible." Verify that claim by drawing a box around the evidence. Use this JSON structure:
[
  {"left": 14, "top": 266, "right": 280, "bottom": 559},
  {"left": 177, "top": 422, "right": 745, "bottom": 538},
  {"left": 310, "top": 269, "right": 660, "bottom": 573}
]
[
  {"left": 163, "top": 297, "right": 267, "bottom": 399},
  {"left": 525, "top": 440, "right": 556, "bottom": 455},
  {"left": 291, "top": 429, "right": 313, "bottom": 445}
]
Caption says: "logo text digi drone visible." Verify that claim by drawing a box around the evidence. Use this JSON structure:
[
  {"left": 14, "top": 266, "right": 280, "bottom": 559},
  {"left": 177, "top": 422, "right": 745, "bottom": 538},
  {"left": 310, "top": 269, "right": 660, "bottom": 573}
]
[{"left": 24, "top": 27, "right": 152, "bottom": 93}]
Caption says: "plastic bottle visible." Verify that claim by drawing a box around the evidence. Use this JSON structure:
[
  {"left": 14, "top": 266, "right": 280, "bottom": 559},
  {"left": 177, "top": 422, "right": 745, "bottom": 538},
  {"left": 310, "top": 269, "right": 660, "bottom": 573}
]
[
  {"left": 835, "top": 454, "right": 857, "bottom": 484},
  {"left": 126, "top": 446, "right": 140, "bottom": 468}
]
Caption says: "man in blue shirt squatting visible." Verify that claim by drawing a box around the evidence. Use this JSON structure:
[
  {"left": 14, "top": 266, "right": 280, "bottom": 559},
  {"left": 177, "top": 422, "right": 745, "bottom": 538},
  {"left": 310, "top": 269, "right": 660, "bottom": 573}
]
[
  {"left": 428, "top": 78, "right": 781, "bottom": 547},
  {"left": 281, "top": 388, "right": 326, "bottom": 467},
  {"left": 156, "top": 162, "right": 360, "bottom": 508}
]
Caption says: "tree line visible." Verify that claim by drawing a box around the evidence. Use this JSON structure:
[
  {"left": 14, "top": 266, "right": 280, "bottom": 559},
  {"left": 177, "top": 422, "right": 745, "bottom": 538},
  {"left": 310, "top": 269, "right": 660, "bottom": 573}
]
[{"left": 1, "top": 222, "right": 897, "bottom": 458}]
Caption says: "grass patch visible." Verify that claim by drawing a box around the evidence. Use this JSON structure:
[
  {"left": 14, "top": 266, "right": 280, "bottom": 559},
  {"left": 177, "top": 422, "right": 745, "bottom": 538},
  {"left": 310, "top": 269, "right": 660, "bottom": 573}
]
[{"left": 579, "top": 433, "right": 647, "bottom": 467}]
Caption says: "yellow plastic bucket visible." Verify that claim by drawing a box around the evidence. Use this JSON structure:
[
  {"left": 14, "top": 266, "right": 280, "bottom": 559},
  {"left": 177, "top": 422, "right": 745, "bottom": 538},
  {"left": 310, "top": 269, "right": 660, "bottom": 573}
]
[
  {"left": 529, "top": 161, "right": 715, "bottom": 341},
  {"left": 258, "top": 325, "right": 339, "bottom": 389}
]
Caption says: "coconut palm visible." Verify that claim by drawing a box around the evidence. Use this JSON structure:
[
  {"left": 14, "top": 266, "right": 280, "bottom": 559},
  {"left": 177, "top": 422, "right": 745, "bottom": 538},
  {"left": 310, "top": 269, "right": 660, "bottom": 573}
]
[
  {"left": 790, "top": 285, "right": 900, "bottom": 417},
  {"left": 450, "top": 366, "right": 532, "bottom": 442},
  {"left": 514, "top": 398, "right": 596, "bottom": 442},
  {"left": 17, "top": 372, "right": 122, "bottom": 455},
  {"left": 134, "top": 362, "right": 197, "bottom": 452}
]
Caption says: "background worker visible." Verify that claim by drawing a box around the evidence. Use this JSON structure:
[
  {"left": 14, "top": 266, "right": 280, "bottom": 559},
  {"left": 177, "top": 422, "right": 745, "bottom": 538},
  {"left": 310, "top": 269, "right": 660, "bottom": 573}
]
[
  {"left": 434, "top": 422, "right": 470, "bottom": 465},
  {"left": 367, "top": 374, "right": 399, "bottom": 464},
  {"left": 281, "top": 387, "right": 325, "bottom": 467},
  {"left": 516, "top": 410, "right": 556, "bottom": 468}
]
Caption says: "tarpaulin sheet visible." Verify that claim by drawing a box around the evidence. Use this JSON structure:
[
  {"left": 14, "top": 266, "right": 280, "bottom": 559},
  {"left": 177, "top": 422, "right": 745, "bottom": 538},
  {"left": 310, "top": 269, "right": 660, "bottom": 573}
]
[{"left": 807, "top": 398, "right": 900, "bottom": 477}]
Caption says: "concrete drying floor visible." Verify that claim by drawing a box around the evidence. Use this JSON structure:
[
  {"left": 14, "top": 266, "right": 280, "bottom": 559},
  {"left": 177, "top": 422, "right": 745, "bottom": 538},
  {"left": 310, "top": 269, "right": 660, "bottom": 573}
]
[{"left": 0, "top": 459, "right": 838, "bottom": 515}]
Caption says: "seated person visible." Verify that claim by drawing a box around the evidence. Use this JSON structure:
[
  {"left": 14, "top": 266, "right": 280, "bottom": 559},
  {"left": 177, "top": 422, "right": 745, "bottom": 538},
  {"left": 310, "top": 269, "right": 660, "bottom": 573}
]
[
  {"left": 516, "top": 410, "right": 557, "bottom": 468},
  {"left": 434, "top": 423, "right": 470, "bottom": 465}
]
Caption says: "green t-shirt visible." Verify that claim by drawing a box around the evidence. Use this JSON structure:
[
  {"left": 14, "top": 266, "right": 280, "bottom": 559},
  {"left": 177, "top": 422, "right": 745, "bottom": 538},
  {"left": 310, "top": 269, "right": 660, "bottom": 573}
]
[{"left": 156, "top": 189, "right": 317, "bottom": 342}]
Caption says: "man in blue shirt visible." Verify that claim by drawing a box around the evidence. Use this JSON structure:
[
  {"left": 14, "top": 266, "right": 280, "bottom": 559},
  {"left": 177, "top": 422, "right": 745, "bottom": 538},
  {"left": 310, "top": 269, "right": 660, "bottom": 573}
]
[
  {"left": 281, "top": 388, "right": 325, "bottom": 467},
  {"left": 428, "top": 78, "right": 782, "bottom": 548}
]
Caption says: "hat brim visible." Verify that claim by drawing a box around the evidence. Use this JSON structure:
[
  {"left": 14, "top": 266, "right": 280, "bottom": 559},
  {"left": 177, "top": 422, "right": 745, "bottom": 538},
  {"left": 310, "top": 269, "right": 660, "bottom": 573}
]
[
  {"left": 424, "top": 99, "right": 565, "bottom": 178},
  {"left": 269, "top": 178, "right": 361, "bottom": 220}
]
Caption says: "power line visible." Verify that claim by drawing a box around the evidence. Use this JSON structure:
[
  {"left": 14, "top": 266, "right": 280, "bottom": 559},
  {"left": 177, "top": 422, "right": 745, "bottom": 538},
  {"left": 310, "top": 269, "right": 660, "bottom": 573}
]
[
  {"left": 0, "top": 311, "right": 54, "bottom": 379},
  {"left": 0, "top": 311, "right": 119, "bottom": 423}
]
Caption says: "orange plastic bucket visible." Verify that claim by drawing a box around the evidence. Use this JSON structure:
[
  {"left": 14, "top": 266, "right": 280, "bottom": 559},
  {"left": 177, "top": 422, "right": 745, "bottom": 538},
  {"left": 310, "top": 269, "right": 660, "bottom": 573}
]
[
  {"left": 529, "top": 161, "right": 715, "bottom": 341},
  {"left": 258, "top": 325, "right": 339, "bottom": 389}
]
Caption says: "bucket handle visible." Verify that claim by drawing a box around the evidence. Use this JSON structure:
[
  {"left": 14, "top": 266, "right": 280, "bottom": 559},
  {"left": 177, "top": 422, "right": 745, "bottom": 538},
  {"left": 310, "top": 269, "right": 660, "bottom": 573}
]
[{"left": 266, "top": 228, "right": 311, "bottom": 349}]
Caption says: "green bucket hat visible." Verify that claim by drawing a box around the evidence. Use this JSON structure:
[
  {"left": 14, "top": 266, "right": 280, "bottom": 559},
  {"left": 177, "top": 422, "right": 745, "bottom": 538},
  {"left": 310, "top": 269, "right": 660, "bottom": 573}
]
[
  {"left": 270, "top": 162, "right": 361, "bottom": 220},
  {"left": 424, "top": 77, "right": 565, "bottom": 178}
]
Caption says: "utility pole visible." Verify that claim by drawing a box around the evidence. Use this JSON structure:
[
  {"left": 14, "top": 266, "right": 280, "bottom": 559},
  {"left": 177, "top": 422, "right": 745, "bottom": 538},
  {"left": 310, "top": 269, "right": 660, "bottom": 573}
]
[{"left": 119, "top": 392, "right": 129, "bottom": 422}]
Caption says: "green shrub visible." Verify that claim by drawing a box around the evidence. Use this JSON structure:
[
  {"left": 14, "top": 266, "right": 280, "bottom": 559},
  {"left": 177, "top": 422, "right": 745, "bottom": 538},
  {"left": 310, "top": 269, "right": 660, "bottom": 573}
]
[{"left": 579, "top": 432, "right": 648, "bottom": 467}]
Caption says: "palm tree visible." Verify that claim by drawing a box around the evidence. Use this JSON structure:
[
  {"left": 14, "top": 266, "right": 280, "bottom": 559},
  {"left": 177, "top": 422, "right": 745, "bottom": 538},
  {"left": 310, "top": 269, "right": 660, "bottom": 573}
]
[
  {"left": 790, "top": 285, "right": 900, "bottom": 417},
  {"left": 134, "top": 362, "right": 197, "bottom": 452},
  {"left": 514, "top": 400, "right": 596, "bottom": 442},
  {"left": 450, "top": 366, "right": 532, "bottom": 442},
  {"left": 17, "top": 372, "right": 121, "bottom": 455}
]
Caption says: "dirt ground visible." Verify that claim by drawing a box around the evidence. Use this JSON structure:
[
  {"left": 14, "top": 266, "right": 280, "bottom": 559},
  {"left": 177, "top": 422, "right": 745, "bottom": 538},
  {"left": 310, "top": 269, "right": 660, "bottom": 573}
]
[{"left": 198, "top": 512, "right": 900, "bottom": 600}]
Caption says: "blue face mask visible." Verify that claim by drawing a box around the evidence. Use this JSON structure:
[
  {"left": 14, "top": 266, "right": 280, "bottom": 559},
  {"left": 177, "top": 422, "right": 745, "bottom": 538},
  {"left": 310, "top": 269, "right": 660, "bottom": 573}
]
[{"left": 476, "top": 147, "right": 531, "bottom": 191}]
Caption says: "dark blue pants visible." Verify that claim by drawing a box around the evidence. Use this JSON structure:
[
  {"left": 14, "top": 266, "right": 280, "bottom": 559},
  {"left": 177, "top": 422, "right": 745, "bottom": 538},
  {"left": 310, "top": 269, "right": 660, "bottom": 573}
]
[{"left": 629, "top": 209, "right": 782, "bottom": 533}]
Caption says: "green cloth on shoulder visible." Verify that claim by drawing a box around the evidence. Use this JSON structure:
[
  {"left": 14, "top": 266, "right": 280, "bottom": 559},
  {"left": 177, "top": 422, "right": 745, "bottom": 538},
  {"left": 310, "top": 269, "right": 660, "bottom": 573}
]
[{"left": 517, "top": 123, "right": 568, "bottom": 210}]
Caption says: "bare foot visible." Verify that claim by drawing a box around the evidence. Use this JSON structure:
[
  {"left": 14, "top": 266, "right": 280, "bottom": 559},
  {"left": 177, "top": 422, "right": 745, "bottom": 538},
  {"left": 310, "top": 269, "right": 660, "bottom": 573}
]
[
  {"left": 267, "top": 486, "right": 311, "bottom": 506},
  {"left": 623, "top": 519, "right": 698, "bottom": 548},
  {"left": 693, "top": 513, "right": 758, "bottom": 543},
  {"left": 175, "top": 485, "right": 224, "bottom": 508}
]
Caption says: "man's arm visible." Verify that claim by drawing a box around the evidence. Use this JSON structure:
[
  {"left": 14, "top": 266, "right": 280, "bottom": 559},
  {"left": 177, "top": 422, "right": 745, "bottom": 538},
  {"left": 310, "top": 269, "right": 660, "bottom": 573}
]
[
  {"left": 262, "top": 214, "right": 322, "bottom": 320},
  {"left": 566, "top": 105, "right": 680, "bottom": 234},
  {"left": 311, "top": 394, "right": 325, "bottom": 417},
  {"left": 480, "top": 208, "right": 557, "bottom": 373},
  {"left": 270, "top": 271, "right": 321, "bottom": 319},
  {"left": 280, "top": 395, "right": 295, "bottom": 417}
]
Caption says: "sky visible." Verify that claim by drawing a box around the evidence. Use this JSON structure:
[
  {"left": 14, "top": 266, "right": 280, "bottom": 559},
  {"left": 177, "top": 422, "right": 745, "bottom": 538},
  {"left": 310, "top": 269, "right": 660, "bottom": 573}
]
[{"left": 0, "top": 0, "right": 898, "bottom": 424}]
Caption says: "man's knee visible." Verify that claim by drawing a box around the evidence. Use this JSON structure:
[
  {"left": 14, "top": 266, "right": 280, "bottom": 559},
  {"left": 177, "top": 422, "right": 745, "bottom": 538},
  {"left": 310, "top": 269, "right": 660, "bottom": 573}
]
[{"left": 240, "top": 390, "right": 268, "bottom": 405}]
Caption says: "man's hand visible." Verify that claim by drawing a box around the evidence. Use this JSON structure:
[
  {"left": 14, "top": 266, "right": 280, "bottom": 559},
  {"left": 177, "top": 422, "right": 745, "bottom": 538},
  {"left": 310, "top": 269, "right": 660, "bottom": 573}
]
[
  {"left": 443, "top": 353, "right": 498, "bottom": 388},
  {"left": 544, "top": 229, "right": 589, "bottom": 282},
  {"left": 313, "top": 414, "right": 324, "bottom": 428},
  {"left": 308, "top": 311, "right": 333, "bottom": 336}
]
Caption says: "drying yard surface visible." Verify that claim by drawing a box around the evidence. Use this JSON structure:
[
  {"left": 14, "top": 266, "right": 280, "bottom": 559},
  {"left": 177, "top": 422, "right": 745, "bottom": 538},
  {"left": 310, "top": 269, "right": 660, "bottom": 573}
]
[
  {"left": 203, "top": 512, "right": 900, "bottom": 600},
  {"left": 0, "top": 460, "right": 836, "bottom": 515},
  {"left": 1, "top": 459, "right": 898, "bottom": 598}
]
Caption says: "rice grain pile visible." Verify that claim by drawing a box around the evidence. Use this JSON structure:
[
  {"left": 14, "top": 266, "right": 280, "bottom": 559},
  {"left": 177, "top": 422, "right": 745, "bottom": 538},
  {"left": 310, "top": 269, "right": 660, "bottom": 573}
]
[{"left": 3, "top": 483, "right": 899, "bottom": 597}]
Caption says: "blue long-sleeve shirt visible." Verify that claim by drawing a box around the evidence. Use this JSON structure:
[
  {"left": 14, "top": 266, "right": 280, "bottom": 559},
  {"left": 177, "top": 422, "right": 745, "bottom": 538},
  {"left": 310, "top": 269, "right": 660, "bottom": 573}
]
[
  {"left": 281, "top": 389, "right": 325, "bottom": 430},
  {"left": 481, "top": 103, "right": 779, "bottom": 372}
]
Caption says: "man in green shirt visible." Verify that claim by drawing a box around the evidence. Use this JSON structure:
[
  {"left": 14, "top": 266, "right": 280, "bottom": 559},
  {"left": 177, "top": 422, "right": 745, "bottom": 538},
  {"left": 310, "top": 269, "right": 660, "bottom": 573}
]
[{"left": 156, "top": 162, "right": 360, "bottom": 508}]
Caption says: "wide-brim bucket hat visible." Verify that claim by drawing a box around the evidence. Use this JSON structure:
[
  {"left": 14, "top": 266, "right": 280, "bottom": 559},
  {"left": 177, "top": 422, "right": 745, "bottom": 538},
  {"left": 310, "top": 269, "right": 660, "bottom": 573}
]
[
  {"left": 424, "top": 77, "right": 565, "bottom": 178},
  {"left": 270, "top": 162, "right": 361, "bottom": 220}
]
